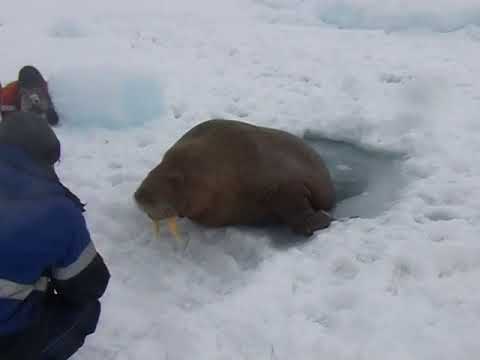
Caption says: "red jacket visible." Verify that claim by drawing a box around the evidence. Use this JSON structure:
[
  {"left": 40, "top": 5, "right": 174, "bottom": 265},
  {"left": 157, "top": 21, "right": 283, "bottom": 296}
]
[
  {"left": 1, "top": 79, "right": 58, "bottom": 126},
  {"left": 0, "top": 81, "right": 19, "bottom": 114}
]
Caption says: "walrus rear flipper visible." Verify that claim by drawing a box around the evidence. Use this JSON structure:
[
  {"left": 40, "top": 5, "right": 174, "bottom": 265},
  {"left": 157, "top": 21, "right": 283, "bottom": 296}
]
[{"left": 270, "top": 182, "right": 331, "bottom": 237}]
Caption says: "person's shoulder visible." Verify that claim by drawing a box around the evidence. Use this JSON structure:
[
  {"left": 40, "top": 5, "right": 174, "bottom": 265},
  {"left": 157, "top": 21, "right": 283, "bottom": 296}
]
[
  {"left": 43, "top": 197, "right": 92, "bottom": 258},
  {"left": 2, "top": 196, "right": 82, "bottom": 227},
  {"left": 44, "top": 197, "right": 86, "bottom": 227}
]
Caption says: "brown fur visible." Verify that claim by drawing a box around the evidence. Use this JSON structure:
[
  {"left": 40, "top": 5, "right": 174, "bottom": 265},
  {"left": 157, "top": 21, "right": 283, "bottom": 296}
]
[{"left": 134, "top": 119, "right": 335, "bottom": 236}]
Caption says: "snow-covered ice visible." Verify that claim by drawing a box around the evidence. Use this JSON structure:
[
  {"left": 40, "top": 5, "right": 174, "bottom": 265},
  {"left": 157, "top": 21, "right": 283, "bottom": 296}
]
[
  {"left": 253, "top": 0, "right": 480, "bottom": 31},
  {"left": 49, "top": 66, "right": 166, "bottom": 130},
  {"left": 2, "top": 0, "right": 480, "bottom": 359}
]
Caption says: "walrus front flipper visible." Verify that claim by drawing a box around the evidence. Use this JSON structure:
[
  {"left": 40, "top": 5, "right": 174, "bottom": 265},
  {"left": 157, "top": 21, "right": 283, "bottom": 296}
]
[
  {"left": 303, "top": 210, "right": 332, "bottom": 234},
  {"left": 271, "top": 182, "right": 331, "bottom": 237}
]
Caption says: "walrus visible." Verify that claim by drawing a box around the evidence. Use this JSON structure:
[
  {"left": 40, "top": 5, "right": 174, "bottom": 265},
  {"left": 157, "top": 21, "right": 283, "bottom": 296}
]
[{"left": 134, "top": 119, "right": 335, "bottom": 237}]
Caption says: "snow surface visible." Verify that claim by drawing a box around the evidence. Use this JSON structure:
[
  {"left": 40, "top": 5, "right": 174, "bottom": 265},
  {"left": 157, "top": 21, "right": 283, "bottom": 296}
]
[
  {"left": 2, "top": 0, "right": 480, "bottom": 359},
  {"left": 253, "top": 0, "right": 480, "bottom": 31}
]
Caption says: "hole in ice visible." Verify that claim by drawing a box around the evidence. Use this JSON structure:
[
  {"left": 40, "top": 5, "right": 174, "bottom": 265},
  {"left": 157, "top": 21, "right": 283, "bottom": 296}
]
[{"left": 303, "top": 130, "right": 409, "bottom": 220}]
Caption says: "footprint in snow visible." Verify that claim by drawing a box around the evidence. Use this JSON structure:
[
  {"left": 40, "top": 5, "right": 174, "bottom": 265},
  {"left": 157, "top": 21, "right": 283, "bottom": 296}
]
[
  {"left": 331, "top": 257, "right": 359, "bottom": 280},
  {"left": 424, "top": 207, "right": 459, "bottom": 222}
]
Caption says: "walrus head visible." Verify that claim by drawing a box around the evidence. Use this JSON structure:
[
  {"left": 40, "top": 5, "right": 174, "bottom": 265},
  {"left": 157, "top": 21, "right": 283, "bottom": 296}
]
[{"left": 134, "top": 166, "right": 185, "bottom": 221}]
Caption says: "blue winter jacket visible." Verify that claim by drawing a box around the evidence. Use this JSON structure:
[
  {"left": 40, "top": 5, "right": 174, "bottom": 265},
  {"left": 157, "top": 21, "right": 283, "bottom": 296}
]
[{"left": 0, "top": 143, "right": 109, "bottom": 336}]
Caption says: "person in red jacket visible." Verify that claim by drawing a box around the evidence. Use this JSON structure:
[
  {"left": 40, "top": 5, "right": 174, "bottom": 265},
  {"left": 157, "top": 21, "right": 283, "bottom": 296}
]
[{"left": 0, "top": 65, "right": 59, "bottom": 126}]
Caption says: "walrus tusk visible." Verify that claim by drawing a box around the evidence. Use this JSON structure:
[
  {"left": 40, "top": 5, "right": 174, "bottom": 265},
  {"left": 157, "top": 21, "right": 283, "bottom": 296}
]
[
  {"left": 152, "top": 220, "right": 160, "bottom": 239},
  {"left": 167, "top": 217, "right": 181, "bottom": 241},
  {"left": 151, "top": 218, "right": 181, "bottom": 241}
]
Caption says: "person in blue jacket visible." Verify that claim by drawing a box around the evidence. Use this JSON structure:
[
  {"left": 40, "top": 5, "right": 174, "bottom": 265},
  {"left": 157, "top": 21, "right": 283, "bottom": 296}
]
[{"left": 0, "top": 111, "right": 110, "bottom": 360}]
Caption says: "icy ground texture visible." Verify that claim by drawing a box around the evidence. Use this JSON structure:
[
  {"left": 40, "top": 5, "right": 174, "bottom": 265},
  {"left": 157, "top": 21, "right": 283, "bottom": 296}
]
[
  {"left": 254, "top": 0, "right": 480, "bottom": 31},
  {"left": 2, "top": 0, "right": 480, "bottom": 359},
  {"left": 49, "top": 66, "right": 165, "bottom": 130}
]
